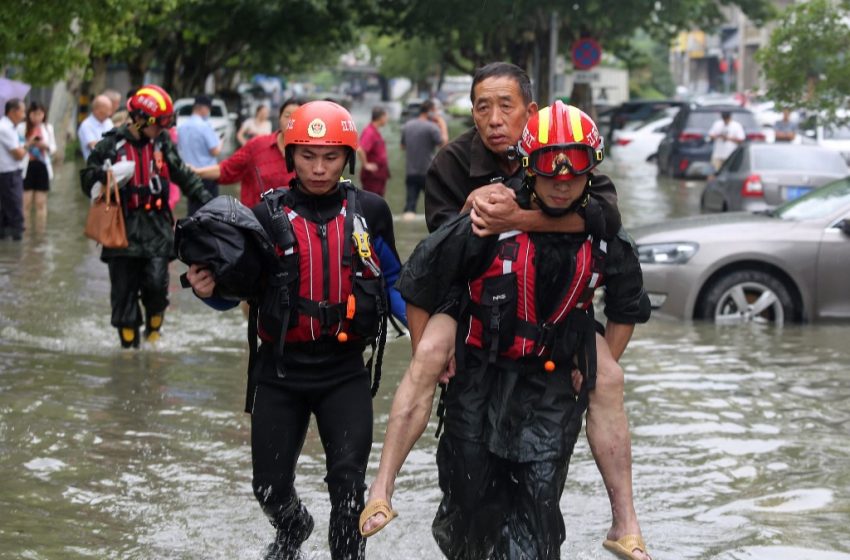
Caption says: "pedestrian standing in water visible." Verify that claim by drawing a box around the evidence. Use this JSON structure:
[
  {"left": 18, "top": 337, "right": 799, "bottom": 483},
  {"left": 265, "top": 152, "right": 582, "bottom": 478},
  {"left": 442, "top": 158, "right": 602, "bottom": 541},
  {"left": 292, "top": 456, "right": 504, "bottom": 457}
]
[
  {"left": 237, "top": 104, "right": 273, "bottom": 146},
  {"left": 357, "top": 106, "right": 390, "bottom": 197},
  {"left": 16, "top": 101, "right": 56, "bottom": 233},
  {"left": 400, "top": 99, "right": 447, "bottom": 219},
  {"left": 0, "top": 99, "right": 27, "bottom": 240},
  {"left": 184, "top": 100, "right": 407, "bottom": 560},
  {"left": 176, "top": 95, "right": 222, "bottom": 215},
  {"left": 80, "top": 84, "right": 212, "bottom": 348}
]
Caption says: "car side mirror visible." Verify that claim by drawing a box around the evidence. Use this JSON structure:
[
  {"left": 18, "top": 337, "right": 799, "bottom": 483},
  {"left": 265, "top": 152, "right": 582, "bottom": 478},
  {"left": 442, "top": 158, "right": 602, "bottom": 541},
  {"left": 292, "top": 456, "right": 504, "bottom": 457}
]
[
  {"left": 228, "top": 112, "right": 238, "bottom": 121},
  {"left": 836, "top": 218, "right": 850, "bottom": 237},
  {"left": 685, "top": 161, "right": 715, "bottom": 179}
]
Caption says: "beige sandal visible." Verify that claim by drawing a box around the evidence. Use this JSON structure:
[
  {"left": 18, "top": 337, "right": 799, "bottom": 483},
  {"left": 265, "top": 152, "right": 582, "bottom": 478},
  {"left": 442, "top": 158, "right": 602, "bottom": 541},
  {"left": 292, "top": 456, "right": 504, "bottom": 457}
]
[
  {"left": 603, "top": 534, "right": 652, "bottom": 560},
  {"left": 358, "top": 498, "right": 398, "bottom": 537}
]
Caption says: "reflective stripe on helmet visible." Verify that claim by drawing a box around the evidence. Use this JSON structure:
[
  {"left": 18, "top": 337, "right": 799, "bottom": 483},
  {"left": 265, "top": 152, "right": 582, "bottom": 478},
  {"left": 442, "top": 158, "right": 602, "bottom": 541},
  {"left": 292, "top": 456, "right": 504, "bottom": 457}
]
[
  {"left": 538, "top": 106, "right": 551, "bottom": 145},
  {"left": 136, "top": 87, "right": 168, "bottom": 111},
  {"left": 568, "top": 105, "right": 584, "bottom": 142}
]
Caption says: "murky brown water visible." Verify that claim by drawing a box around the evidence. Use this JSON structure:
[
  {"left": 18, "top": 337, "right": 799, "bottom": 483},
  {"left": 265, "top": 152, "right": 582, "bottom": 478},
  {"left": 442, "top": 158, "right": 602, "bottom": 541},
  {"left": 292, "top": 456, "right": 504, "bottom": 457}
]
[{"left": 1, "top": 107, "right": 849, "bottom": 560}]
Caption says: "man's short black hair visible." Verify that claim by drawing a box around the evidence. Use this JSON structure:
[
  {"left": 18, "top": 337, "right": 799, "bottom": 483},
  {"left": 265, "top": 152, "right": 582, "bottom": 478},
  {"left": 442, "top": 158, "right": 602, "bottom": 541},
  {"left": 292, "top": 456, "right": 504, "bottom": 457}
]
[
  {"left": 4, "top": 98, "right": 23, "bottom": 115},
  {"left": 470, "top": 62, "right": 533, "bottom": 106},
  {"left": 721, "top": 111, "right": 732, "bottom": 119},
  {"left": 278, "top": 97, "right": 304, "bottom": 118},
  {"left": 419, "top": 100, "right": 435, "bottom": 114},
  {"left": 371, "top": 106, "right": 387, "bottom": 121},
  {"left": 194, "top": 95, "right": 213, "bottom": 108}
]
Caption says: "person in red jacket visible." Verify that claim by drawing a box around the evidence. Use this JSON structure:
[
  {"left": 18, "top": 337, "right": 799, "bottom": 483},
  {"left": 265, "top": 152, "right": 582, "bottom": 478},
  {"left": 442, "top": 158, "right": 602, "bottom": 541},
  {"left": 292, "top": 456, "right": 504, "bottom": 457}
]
[{"left": 193, "top": 98, "right": 303, "bottom": 207}]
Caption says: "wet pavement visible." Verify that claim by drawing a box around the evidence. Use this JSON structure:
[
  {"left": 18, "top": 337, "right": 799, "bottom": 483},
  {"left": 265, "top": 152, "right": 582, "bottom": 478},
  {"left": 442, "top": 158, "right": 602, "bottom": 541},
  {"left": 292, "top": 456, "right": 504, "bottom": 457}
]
[{"left": 1, "top": 111, "right": 849, "bottom": 559}]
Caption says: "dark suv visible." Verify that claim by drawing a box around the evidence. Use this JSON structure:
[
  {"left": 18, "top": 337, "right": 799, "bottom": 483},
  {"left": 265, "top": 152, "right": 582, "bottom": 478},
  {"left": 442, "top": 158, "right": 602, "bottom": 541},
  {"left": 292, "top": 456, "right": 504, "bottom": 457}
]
[
  {"left": 656, "top": 105, "right": 764, "bottom": 177},
  {"left": 607, "top": 99, "right": 687, "bottom": 139}
]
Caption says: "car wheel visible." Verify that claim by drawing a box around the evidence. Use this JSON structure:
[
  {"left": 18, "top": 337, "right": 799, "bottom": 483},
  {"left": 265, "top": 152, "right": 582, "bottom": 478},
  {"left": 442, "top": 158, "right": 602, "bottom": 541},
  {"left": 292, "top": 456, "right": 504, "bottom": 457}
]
[{"left": 697, "top": 269, "right": 796, "bottom": 325}]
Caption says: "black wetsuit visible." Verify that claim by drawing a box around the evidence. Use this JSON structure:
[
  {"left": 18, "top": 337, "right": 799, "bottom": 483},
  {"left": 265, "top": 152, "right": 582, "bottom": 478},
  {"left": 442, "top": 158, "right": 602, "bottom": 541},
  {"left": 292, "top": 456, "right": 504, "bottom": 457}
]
[{"left": 204, "top": 183, "right": 405, "bottom": 560}]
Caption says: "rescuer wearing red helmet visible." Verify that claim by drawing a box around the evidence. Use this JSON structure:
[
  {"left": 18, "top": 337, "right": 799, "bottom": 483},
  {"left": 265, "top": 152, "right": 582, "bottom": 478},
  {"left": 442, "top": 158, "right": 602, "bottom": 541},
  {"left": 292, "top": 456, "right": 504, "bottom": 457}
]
[
  {"left": 80, "top": 84, "right": 213, "bottom": 348},
  {"left": 361, "top": 98, "right": 651, "bottom": 560},
  {"left": 184, "top": 100, "right": 407, "bottom": 560}
]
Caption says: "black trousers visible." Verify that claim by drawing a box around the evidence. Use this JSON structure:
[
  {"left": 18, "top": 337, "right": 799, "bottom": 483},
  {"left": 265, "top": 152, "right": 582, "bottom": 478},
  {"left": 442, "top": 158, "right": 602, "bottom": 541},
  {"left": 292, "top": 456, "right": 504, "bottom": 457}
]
[
  {"left": 403, "top": 174, "right": 426, "bottom": 213},
  {"left": 187, "top": 179, "right": 218, "bottom": 216},
  {"left": 432, "top": 434, "right": 570, "bottom": 560},
  {"left": 106, "top": 256, "right": 169, "bottom": 328},
  {"left": 251, "top": 373, "right": 373, "bottom": 560},
  {"left": 0, "top": 170, "right": 24, "bottom": 237}
]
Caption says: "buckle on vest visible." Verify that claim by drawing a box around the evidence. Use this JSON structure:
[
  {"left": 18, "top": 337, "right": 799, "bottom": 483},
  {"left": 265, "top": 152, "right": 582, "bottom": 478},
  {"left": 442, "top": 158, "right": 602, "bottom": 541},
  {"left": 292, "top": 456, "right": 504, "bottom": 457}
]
[
  {"left": 317, "top": 300, "right": 340, "bottom": 327},
  {"left": 352, "top": 231, "right": 371, "bottom": 258}
]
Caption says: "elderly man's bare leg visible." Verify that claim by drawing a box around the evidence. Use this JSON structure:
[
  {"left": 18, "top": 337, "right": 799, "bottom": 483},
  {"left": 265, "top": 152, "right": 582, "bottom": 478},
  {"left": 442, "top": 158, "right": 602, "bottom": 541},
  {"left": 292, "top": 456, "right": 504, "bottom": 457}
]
[
  {"left": 360, "top": 314, "right": 457, "bottom": 537},
  {"left": 588, "top": 334, "right": 651, "bottom": 560}
]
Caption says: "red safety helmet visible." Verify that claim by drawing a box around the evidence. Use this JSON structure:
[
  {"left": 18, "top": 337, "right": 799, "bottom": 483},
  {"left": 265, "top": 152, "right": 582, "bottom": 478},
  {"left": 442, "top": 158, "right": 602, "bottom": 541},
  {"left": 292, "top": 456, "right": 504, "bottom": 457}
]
[
  {"left": 518, "top": 100, "right": 604, "bottom": 180},
  {"left": 127, "top": 84, "right": 175, "bottom": 128},
  {"left": 283, "top": 100, "right": 359, "bottom": 173}
]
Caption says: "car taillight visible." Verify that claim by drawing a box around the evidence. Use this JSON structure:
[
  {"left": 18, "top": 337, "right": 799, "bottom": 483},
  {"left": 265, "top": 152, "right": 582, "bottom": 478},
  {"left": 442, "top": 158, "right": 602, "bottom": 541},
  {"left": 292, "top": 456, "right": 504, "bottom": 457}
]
[
  {"left": 615, "top": 138, "right": 632, "bottom": 146},
  {"left": 747, "top": 132, "right": 766, "bottom": 142},
  {"left": 741, "top": 174, "right": 764, "bottom": 197},
  {"left": 679, "top": 159, "right": 690, "bottom": 172},
  {"left": 678, "top": 132, "right": 704, "bottom": 142}
]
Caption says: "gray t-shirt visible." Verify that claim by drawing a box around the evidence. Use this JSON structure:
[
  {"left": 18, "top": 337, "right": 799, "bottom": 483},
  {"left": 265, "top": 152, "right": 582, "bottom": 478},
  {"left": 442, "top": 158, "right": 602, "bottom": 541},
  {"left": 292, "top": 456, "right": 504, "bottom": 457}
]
[{"left": 401, "top": 118, "right": 443, "bottom": 176}]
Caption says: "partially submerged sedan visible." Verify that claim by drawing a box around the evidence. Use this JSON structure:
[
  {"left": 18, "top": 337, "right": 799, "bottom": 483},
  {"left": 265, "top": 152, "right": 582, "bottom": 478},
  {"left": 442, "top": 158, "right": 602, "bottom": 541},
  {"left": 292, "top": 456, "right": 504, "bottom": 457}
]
[
  {"left": 634, "top": 177, "right": 850, "bottom": 324},
  {"left": 701, "top": 143, "right": 848, "bottom": 213}
]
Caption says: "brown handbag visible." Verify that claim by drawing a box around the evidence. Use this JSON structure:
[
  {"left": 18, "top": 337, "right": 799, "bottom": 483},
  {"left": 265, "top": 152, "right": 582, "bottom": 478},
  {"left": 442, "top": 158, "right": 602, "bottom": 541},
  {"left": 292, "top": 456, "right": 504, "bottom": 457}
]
[{"left": 84, "top": 169, "right": 129, "bottom": 248}]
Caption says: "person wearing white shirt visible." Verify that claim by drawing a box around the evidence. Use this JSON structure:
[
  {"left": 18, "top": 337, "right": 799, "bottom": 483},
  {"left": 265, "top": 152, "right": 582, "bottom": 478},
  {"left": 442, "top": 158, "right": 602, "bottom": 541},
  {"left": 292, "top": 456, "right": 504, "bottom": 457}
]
[
  {"left": 708, "top": 111, "right": 746, "bottom": 170},
  {"left": 77, "top": 95, "right": 114, "bottom": 161},
  {"left": 0, "top": 99, "right": 28, "bottom": 240}
]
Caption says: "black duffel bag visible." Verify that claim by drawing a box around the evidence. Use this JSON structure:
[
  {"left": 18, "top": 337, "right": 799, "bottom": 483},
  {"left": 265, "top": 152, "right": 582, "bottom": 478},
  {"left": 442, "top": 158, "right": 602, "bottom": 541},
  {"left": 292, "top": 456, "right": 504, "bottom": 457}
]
[{"left": 174, "top": 195, "right": 275, "bottom": 300}]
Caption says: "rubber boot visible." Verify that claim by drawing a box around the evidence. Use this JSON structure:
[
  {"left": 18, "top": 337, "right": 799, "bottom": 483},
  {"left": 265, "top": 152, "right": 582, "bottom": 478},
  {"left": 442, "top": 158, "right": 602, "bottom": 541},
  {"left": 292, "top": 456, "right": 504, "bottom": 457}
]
[
  {"left": 145, "top": 313, "right": 164, "bottom": 342},
  {"left": 119, "top": 327, "right": 140, "bottom": 349},
  {"left": 263, "top": 499, "right": 314, "bottom": 560}
]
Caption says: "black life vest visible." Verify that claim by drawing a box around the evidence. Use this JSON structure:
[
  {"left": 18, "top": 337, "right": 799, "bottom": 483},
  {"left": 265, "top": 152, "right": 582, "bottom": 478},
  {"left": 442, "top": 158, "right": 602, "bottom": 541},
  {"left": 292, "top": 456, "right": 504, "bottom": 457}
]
[
  {"left": 463, "top": 231, "right": 606, "bottom": 369},
  {"left": 113, "top": 137, "right": 170, "bottom": 212},
  {"left": 253, "top": 182, "right": 389, "bottom": 401},
  {"left": 256, "top": 183, "right": 386, "bottom": 345}
]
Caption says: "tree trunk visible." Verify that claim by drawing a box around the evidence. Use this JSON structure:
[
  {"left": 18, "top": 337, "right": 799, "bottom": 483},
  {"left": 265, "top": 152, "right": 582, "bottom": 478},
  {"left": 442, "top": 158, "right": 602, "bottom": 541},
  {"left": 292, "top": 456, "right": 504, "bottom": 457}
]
[
  {"left": 54, "top": 63, "right": 88, "bottom": 164},
  {"left": 90, "top": 57, "right": 108, "bottom": 94},
  {"left": 569, "top": 82, "right": 594, "bottom": 116}
]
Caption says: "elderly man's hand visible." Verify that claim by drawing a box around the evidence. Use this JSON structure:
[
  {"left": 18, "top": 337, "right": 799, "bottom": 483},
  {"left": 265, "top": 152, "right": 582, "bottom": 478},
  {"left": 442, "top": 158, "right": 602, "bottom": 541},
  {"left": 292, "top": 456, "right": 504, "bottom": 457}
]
[
  {"left": 469, "top": 184, "right": 520, "bottom": 236},
  {"left": 186, "top": 264, "right": 216, "bottom": 298}
]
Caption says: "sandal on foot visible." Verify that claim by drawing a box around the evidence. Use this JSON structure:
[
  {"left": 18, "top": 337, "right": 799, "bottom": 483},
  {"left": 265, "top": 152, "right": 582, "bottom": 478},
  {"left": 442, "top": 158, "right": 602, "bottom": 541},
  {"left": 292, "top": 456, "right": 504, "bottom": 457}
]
[
  {"left": 603, "top": 534, "right": 652, "bottom": 560},
  {"left": 358, "top": 498, "right": 398, "bottom": 537}
]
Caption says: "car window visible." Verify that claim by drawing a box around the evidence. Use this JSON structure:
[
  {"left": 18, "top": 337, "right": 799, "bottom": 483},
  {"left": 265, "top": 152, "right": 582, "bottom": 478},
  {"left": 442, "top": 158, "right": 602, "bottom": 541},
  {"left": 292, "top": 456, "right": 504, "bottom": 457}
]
[
  {"left": 176, "top": 104, "right": 193, "bottom": 116},
  {"left": 210, "top": 105, "right": 225, "bottom": 118},
  {"left": 685, "top": 111, "right": 759, "bottom": 132},
  {"left": 724, "top": 147, "right": 746, "bottom": 172},
  {"left": 823, "top": 125, "right": 850, "bottom": 140},
  {"left": 753, "top": 146, "right": 847, "bottom": 173},
  {"left": 776, "top": 177, "right": 850, "bottom": 220}
]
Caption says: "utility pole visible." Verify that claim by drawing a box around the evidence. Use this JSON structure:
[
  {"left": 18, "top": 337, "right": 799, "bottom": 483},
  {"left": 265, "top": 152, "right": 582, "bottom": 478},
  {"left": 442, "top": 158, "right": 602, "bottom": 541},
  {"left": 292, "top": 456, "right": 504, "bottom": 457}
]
[{"left": 548, "top": 11, "right": 559, "bottom": 105}]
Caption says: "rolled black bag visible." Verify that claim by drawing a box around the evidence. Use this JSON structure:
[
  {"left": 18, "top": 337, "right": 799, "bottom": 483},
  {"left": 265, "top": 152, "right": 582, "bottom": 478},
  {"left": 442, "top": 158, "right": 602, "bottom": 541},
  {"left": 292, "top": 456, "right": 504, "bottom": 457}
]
[{"left": 174, "top": 195, "right": 275, "bottom": 300}]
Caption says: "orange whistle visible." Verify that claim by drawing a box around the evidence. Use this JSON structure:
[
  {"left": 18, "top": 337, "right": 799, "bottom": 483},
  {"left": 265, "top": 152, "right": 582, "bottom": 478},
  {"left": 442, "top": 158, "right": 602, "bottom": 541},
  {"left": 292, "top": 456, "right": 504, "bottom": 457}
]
[
  {"left": 544, "top": 360, "right": 556, "bottom": 372},
  {"left": 337, "top": 332, "right": 349, "bottom": 343},
  {"left": 346, "top": 294, "right": 356, "bottom": 320}
]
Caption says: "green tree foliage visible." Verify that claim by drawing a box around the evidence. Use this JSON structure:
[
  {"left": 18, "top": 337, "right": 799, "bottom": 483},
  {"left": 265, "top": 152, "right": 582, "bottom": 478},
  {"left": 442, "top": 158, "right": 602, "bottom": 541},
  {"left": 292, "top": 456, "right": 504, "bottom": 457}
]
[
  {"left": 0, "top": 0, "right": 363, "bottom": 95},
  {"left": 757, "top": 0, "right": 850, "bottom": 122},
  {"left": 0, "top": 0, "right": 140, "bottom": 85}
]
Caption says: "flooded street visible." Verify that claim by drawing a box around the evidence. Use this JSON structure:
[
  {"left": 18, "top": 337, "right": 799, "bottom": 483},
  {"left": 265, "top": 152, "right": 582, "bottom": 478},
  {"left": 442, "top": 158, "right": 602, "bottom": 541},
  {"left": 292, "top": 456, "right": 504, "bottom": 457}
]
[{"left": 1, "top": 114, "right": 849, "bottom": 560}]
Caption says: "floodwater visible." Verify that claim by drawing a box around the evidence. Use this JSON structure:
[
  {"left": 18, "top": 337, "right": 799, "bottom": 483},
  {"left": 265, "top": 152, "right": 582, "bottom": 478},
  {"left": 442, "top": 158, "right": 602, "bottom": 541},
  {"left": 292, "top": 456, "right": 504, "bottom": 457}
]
[{"left": 1, "top": 110, "right": 849, "bottom": 560}]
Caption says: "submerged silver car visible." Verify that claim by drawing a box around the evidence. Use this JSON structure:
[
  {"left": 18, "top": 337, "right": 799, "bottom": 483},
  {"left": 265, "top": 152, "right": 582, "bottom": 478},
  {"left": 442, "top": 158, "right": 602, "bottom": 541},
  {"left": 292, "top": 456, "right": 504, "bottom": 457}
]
[
  {"left": 701, "top": 143, "right": 849, "bottom": 213},
  {"left": 634, "top": 177, "right": 850, "bottom": 324}
]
